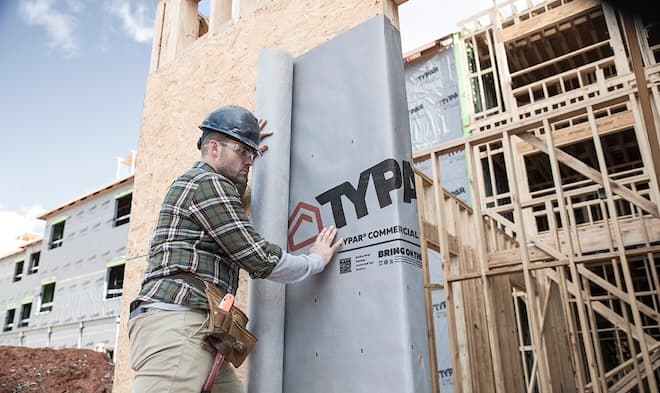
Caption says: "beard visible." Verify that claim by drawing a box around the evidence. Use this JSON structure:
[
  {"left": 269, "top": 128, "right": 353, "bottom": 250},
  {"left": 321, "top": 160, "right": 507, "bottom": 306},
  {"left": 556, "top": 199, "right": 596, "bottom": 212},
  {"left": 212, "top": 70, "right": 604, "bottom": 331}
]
[{"left": 220, "top": 170, "right": 248, "bottom": 196}]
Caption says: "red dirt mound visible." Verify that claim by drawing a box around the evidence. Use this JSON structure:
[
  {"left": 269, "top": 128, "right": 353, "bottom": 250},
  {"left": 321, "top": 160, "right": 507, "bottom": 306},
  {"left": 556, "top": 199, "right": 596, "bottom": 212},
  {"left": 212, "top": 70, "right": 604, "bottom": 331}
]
[{"left": 0, "top": 346, "right": 113, "bottom": 393}]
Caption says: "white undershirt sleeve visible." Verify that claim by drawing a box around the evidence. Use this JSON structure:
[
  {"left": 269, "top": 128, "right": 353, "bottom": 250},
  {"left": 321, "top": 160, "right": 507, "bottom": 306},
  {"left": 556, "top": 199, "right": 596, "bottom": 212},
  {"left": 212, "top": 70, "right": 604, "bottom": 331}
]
[{"left": 266, "top": 252, "right": 325, "bottom": 284}]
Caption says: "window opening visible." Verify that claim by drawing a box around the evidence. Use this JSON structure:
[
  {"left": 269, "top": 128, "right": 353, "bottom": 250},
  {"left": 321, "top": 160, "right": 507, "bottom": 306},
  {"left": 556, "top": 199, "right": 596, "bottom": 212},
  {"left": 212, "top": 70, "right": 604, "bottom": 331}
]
[
  {"left": 13, "top": 260, "right": 24, "bottom": 282},
  {"left": 19, "top": 303, "right": 32, "bottom": 328},
  {"left": 49, "top": 221, "right": 66, "bottom": 249},
  {"left": 28, "top": 252, "right": 40, "bottom": 274},
  {"left": 3, "top": 309, "right": 15, "bottom": 332},
  {"left": 114, "top": 193, "right": 132, "bottom": 227},
  {"left": 106, "top": 264, "right": 125, "bottom": 299},
  {"left": 40, "top": 282, "right": 56, "bottom": 313}
]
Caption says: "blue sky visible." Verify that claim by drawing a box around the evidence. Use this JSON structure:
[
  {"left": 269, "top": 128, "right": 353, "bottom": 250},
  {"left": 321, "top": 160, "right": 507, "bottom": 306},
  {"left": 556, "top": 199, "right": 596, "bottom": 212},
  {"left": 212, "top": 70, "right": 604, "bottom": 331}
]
[
  {"left": 0, "top": 0, "right": 491, "bottom": 255},
  {"left": 0, "top": 0, "right": 155, "bottom": 253}
]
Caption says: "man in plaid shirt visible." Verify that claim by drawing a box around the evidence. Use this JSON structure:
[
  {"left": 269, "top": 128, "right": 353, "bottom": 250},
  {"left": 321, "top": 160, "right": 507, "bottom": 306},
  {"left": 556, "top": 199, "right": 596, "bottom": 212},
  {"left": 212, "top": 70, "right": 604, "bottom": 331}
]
[{"left": 128, "top": 105, "right": 341, "bottom": 393}]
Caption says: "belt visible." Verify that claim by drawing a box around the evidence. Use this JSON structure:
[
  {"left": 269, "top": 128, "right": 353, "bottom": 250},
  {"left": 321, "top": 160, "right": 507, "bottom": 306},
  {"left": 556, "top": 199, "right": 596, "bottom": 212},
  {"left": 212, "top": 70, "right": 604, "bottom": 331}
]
[{"left": 129, "top": 305, "right": 151, "bottom": 320}]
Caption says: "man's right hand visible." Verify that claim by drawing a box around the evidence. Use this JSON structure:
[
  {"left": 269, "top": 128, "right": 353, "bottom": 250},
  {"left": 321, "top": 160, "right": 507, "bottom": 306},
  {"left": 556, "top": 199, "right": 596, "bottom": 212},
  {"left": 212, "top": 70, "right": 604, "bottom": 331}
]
[{"left": 309, "top": 226, "right": 342, "bottom": 266}]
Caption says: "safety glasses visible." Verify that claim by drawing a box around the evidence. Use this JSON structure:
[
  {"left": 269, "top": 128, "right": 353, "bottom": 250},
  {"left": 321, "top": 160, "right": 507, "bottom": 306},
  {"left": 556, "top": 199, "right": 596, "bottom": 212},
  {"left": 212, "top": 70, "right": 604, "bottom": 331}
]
[{"left": 216, "top": 140, "right": 260, "bottom": 161}]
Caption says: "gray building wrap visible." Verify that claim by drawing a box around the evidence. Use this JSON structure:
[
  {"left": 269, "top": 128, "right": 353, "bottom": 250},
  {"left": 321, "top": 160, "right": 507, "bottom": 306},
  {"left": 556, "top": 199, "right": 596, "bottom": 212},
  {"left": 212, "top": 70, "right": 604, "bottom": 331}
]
[
  {"left": 269, "top": 16, "right": 432, "bottom": 392},
  {"left": 405, "top": 44, "right": 471, "bottom": 206}
]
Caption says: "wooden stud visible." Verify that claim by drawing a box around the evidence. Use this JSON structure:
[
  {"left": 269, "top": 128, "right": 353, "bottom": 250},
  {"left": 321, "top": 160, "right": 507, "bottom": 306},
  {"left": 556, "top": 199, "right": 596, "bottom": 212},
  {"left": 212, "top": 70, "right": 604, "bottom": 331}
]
[
  {"left": 580, "top": 273, "right": 607, "bottom": 393},
  {"left": 414, "top": 174, "right": 440, "bottom": 393},
  {"left": 602, "top": 2, "right": 630, "bottom": 75},
  {"left": 465, "top": 143, "right": 507, "bottom": 392},
  {"left": 430, "top": 152, "right": 465, "bottom": 392},
  {"left": 501, "top": 130, "right": 552, "bottom": 392}
]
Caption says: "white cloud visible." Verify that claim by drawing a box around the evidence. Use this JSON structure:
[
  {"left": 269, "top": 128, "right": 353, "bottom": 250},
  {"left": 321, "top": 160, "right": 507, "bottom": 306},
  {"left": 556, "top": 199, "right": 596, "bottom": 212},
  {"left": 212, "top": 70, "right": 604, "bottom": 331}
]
[
  {"left": 0, "top": 207, "right": 46, "bottom": 257},
  {"left": 18, "top": 0, "right": 80, "bottom": 56},
  {"left": 108, "top": 0, "right": 154, "bottom": 44}
]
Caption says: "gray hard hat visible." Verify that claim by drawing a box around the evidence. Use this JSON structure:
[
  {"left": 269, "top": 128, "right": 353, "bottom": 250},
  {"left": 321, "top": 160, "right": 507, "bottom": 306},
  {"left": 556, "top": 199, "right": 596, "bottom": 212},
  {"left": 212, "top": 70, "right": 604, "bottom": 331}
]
[{"left": 197, "top": 105, "right": 260, "bottom": 151}]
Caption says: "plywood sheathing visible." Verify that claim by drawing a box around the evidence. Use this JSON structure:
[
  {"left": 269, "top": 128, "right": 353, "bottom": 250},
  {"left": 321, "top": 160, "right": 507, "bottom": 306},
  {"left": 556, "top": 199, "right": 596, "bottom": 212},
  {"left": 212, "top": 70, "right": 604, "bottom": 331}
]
[{"left": 113, "top": 1, "right": 400, "bottom": 392}]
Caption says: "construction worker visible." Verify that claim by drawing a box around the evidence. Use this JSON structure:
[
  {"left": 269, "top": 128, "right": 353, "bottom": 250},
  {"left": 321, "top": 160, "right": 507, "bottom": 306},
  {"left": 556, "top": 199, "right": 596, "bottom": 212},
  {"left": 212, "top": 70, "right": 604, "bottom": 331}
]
[{"left": 127, "top": 105, "right": 342, "bottom": 393}]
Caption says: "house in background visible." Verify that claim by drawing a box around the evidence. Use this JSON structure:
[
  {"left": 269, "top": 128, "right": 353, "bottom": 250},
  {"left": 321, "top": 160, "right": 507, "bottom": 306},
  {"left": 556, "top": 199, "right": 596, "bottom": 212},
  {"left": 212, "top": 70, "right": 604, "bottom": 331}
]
[{"left": 0, "top": 156, "right": 135, "bottom": 360}]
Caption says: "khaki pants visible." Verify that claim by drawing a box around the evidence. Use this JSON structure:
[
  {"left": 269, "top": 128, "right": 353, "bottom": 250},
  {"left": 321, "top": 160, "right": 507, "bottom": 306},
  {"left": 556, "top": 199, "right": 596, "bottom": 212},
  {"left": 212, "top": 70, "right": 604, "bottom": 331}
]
[{"left": 128, "top": 308, "right": 244, "bottom": 393}]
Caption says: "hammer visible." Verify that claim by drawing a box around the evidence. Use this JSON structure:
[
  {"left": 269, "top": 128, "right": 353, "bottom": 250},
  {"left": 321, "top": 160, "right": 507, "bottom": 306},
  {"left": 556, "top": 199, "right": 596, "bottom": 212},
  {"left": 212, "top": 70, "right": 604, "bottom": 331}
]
[{"left": 201, "top": 294, "right": 234, "bottom": 393}]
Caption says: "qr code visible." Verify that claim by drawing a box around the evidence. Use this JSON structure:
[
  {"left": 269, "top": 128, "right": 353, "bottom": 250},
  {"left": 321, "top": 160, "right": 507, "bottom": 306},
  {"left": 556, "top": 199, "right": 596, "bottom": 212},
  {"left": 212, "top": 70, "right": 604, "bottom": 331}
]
[{"left": 339, "top": 257, "right": 352, "bottom": 274}]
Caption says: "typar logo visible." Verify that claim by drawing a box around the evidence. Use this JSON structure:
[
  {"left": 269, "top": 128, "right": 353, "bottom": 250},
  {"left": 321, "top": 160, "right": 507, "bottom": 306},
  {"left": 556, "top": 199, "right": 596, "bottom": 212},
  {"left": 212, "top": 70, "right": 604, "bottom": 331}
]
[{"left": 287, "top": 201, "right": 324, "bottom": 252}]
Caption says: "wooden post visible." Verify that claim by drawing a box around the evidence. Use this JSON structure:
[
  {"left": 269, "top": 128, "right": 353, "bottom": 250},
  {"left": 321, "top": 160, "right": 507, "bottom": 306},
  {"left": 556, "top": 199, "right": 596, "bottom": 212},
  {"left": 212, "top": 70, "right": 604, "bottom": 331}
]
[
  {"left": 415, "top": 174, "right": 441, "bottom": 393},
  {"left": 465, "top": 142, "right": 507, "bottom": 393},
  {"left": 209, "top": 0, "right": 232, "bottom": 35},
  {"left": 430, "top": 152, "right": 465, "bottom": 393},
  {"left": 580, "top": 274, "right": 607, "bottom": 393},
  {"left": 501, "top": 130, "right": 552, "bottom": 392},
  {"left": 158, "top": 0, "right": 200, "bottom": 67}
]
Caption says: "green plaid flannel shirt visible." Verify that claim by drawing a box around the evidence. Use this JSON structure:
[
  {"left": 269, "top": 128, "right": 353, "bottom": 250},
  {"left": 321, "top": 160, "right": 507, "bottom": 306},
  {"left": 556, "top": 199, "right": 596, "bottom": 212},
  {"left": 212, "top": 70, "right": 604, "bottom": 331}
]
[{"left": 133, "top": 161, "right": 282, "bottom": 310}]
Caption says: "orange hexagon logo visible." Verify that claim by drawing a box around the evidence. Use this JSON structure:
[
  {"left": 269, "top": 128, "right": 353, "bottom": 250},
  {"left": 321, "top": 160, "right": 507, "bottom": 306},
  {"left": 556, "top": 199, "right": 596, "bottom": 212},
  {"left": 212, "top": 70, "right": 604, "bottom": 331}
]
[{"left": 287, "top": 201, "right": 324, "bottom": 252}]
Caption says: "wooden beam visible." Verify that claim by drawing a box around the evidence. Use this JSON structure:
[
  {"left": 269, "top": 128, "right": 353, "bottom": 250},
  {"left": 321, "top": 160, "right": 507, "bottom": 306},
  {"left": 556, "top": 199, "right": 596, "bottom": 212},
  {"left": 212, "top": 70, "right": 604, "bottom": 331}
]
[
  {"left": 497, "top": 0, "right": 600, "bottom": 43},
  {"left": 516, "top": 110, "right": 634, "bottom": 154},
  {"left": 516, "top": 131, "right": 660, "bottom": 218},
  {"left": 403, "top": 36, "right": 453, "bottom": 64},
  {"left": 489, "top": 247, "right": 553, "bottom": 266},
  {"left": 484, "top": 246, "right": 660, "bottom": 275}
]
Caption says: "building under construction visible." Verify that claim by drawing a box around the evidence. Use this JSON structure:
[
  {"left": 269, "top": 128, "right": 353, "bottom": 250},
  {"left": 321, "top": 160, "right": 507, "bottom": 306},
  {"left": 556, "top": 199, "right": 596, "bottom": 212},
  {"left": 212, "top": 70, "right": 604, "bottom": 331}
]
[
  {"left": 409, "top": 0, "right": 660, "bottom": 391},
  {"left": 111, "top": 0, "right": 659, "bottom": 392}
]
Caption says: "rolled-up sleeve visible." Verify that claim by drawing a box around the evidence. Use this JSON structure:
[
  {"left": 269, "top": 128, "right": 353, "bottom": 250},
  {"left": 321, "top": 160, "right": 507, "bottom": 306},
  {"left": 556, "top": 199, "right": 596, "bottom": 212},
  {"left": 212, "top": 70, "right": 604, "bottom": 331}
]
[{"left": 190, "top": 174, "right": 282, "bottom": 278}]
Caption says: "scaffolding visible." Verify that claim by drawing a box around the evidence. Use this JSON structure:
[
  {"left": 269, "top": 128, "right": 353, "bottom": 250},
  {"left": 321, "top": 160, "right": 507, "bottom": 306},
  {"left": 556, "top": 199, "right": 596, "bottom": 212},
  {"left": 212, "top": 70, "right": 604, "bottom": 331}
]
[{"left": 414, "top": 0, "right": 660, "bottom": 391}]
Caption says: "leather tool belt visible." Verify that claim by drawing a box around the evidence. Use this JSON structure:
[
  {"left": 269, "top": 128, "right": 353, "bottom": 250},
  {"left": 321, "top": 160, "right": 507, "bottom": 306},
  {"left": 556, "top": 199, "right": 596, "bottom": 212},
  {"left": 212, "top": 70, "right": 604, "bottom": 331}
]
[{"left": 202, "top": 282, "right": 257, "bottom": 368}]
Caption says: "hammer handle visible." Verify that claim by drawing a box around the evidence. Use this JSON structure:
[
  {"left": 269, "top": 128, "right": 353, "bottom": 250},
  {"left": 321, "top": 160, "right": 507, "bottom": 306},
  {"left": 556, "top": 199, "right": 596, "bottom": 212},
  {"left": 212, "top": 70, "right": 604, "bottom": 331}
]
[{"left": 201, "top": 352, "right": 225, "bottom": 393}]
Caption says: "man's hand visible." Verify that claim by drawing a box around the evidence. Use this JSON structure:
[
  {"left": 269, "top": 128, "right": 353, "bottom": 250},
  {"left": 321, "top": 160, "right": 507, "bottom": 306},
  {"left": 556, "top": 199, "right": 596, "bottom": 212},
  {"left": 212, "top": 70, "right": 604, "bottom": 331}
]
[
  {"left": 310, "top": 226, "right": 342, "bottom": 266},
  {"left": 258, "top": 119, "right": 273, "bottom": 154}
]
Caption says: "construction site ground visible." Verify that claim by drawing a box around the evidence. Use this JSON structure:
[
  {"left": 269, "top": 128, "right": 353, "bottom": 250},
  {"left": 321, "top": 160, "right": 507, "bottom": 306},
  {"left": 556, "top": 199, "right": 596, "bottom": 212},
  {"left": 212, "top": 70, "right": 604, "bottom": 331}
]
[{"left": 0, "top": 346, "right": 113, "bottom": 393}]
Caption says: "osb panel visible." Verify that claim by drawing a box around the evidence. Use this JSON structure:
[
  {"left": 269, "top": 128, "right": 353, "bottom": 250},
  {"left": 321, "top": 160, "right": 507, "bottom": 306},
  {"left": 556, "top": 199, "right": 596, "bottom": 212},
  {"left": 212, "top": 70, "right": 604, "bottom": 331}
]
[{"left": 114, "top": 1, "right": 397, "bottom": 392}]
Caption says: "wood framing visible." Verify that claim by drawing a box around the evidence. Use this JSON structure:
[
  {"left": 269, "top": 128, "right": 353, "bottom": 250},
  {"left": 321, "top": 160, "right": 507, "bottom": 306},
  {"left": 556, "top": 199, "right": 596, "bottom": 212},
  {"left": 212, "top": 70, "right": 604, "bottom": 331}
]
[{"left": 416, "top": 0, "right": 660, "bottom": 391}]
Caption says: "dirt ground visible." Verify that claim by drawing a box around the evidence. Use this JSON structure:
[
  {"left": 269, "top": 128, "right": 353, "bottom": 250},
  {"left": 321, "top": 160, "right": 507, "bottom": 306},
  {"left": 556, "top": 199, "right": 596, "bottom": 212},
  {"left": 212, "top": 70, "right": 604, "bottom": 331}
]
[{"left": 0, "top": 346, "right": 113, "bottom": 393}]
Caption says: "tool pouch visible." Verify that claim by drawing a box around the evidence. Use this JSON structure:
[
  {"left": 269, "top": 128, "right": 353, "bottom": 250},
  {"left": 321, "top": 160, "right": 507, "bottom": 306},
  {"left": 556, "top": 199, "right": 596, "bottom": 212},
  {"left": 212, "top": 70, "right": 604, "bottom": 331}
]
[{"left": 203, "top": 283, "right": 257, "bottom": 368}]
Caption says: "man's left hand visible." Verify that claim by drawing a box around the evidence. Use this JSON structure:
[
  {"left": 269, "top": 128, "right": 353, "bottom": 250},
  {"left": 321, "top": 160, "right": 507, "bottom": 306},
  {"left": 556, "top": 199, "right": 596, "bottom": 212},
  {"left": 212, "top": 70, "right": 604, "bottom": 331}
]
[{"left": 258, "top": 119, "right": 273, "bottom": 154}]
